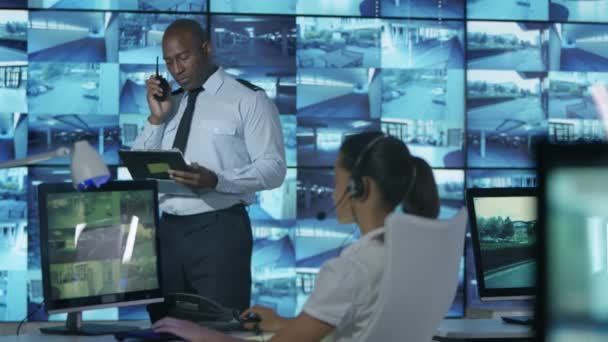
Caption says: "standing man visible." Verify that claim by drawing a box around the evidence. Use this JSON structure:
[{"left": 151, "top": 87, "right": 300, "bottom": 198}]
[{"left": 133, "top": 19, "right": 286, "bottom": 311}]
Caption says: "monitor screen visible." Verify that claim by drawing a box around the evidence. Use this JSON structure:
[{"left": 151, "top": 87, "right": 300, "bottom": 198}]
[
  {"left": 38, "top": 180, "right": 162, "bottom": 314},
  {"left": 467, "top": 187, "right": 537, "bottom": 300},
  {"left": 538, "top": 143, "right": 608, "bottom": 341}
]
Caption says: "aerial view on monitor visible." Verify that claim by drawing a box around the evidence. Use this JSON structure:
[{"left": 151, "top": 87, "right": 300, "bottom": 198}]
[{"left": 46, "top": 190, "right": 157, "bottom": 300}]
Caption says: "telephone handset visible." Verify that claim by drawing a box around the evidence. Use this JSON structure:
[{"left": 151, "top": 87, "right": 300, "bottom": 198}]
[
  {"left": 154, "top": 56, "right": 171, "bottom": 102},
  {"left": 147, "top": 292, "right": 235, "bottom": 323}
]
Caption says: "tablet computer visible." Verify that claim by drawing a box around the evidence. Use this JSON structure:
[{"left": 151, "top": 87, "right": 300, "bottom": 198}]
[{"left": 119, "top": 149, "right": 189, "bottom": 180}]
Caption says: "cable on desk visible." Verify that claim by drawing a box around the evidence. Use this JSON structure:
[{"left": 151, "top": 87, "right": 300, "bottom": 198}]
[
  {"left": 16, "top": 303, "right": 44, "bottom": 336},
  {"left": 254, "top": 322, "right": 265, "bottom": 342}
]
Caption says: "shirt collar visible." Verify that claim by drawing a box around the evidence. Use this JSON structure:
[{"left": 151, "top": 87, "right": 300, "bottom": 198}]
[
  {"left": 202, "top": 66, "right": 224, "bottom": 95},
  {"left": 341, "top": 227, "right": 385, "bottom": 257}
]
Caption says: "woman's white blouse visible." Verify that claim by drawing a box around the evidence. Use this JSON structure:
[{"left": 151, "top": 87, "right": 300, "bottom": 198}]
[{"left": 303, "top": 228, "right": 386, "bottom": 342}]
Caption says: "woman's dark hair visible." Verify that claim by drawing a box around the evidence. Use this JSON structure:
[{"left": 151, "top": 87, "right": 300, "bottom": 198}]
[{"left": 339, "top": 131, "right": 440, "bottom": 219}]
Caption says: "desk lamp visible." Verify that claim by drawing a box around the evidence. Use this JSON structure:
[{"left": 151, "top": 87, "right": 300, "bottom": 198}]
[{"left": 0, "top": 140, "right": 110, "bottom": 189}]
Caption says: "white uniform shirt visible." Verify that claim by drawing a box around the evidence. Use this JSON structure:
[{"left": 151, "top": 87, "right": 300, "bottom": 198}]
[
  {"left": 303, "top": 228, "right": 385, "bottom": 342},
  {"left": 133, "top": 67, "right": 286, "bottom": 215}
]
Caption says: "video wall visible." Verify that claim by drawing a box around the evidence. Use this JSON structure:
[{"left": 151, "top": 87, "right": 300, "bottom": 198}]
[{"left": 0, "top": 0, "right": 607, "bottom": 322}]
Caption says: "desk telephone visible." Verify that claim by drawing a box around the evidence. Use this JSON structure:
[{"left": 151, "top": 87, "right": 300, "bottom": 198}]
[{"left": 147, "top": 293, "right": 243, "bottom": 331}]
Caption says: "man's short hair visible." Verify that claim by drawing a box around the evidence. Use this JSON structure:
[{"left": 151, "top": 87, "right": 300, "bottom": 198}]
[{"left": 163, "top": 19, "right": 208, "bottom": 45}]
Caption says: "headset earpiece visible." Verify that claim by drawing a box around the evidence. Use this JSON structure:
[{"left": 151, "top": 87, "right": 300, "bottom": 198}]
[
  {"left": 348, "top": 134, "right": 387, "bottom": 199},
  {"left": 347, "top": 176, "right": 363, "bottom": 199}
]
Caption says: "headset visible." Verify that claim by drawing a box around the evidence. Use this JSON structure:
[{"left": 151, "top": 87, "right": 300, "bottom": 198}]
[
  {"left": 318, "top": 134, "right": 418, "bottom": 220},
  {"left": 347, "top": 134, "right": 417, "bottom": 201},
  {"left": 324, "top": 134, "right": 419, "bottom": 252},
  {"left": 317, "top": 134, "right": 389, "bottom": 220},
  {"left": 347, "top": 134, "right": 387, "bottom": 199}
]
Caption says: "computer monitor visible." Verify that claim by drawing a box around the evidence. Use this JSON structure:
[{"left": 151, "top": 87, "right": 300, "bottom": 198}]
[
  {"left": 538, "top": 143, "right": 608, "bottom": 341},
  {"left": 38, "top": 180, "right": 163, "bottom": 335},
  {"left": 466, "top": 187, "right": 537, "bottom": 301}
]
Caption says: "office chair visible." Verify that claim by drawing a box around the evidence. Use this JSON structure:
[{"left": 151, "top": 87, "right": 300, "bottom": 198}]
[{"left": 359, "top": 208, "right": 468, "bottom": 342}]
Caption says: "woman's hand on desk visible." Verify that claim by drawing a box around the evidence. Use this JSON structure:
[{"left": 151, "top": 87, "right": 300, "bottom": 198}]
[
  {"left": 240, "top": 305, "right": 289, "bottom": 332},
  {"left": 169, "top": 162, "right": 218, "bottom": 189},
  {"left": 152, "top": 317, "right": 237, "bottom": 342}
]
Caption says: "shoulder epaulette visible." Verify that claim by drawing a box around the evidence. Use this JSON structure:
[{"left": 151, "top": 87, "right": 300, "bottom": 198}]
[{"left": 236, "top": 79, "right": 263, "bottom": 92}]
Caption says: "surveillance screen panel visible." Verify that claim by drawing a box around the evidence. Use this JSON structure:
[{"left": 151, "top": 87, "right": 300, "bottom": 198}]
[
  {"left": 381, "top": 0, "right": 464, "bottom": 19},
  {"left": 472, "top": 195, "right": 537, "bottom": 289},
  {"left": 467, "top": 0, "right": 549, "bottom": 21}
]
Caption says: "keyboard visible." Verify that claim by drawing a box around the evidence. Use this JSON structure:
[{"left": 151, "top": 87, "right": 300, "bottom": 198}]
[
  {"left": 501, "top": 316, "right": 534, "bottom": 325},
  {"left": 114, "top": 328, "right": 182, "bottom": 341},
  {"left": 199, "top": 319, "right": 245, "bottom": 332}
]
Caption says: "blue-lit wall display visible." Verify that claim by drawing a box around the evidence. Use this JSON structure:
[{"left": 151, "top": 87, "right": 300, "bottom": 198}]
[
  {"left": 297, "top": 17, "right": 381, "bottom": 68},
  {"left": 211, "top": 15, "right": 295, "bottom": 68},
  {"left": 0, "top": 168, "right": 27, "bottom": 321},
  {"left": 382, "top": 0, "right": 464, "bottom": 19},
  {"left": 467, "top": 70, "right": 548, "bottom": 168},
  {"left": 467, "top": 21, "right": 550, "bottom": 72},
  {"left": 550, "top": 0, "right": 608, "bottom": 23},
  {"left": 118, "top": 13, "right": 206, "bottom": 64},
  {"left": 211, "top": 0, "right": 295, "bottom": 15},
  {"left": 468, "top": 0, "right": 549, "bottom": 21},
  {"left": 0, "top": 113, "right": 27, "bottom": 163},
  {"left": 28, "top": 63, "right": 120, "bottom": 115},
  {"left": 28, "top": 0, "right": 207, "bottom": 12},
  {"left": 249, "top": 168, "right": 298, "bottom": 317},
  {"left": 0, "top": 0, "right": 605, "bottom": 323},
  {"left": 0, "top": 10, "right": 27, "bottom": 62},
  {"left": 27, "top": 114, "right": 121, "bottom": 165},
  {"left": 381, "top": 68, "right": 465, "bottom": 167},
  {"left": 28, "top": 11, "right": 118, "bottom": 63}
]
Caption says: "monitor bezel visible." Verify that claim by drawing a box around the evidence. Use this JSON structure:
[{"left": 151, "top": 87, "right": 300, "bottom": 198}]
[
  {"left": 38, "top": 180, "right": 163, "bottom": 314},
  {"left": 536, "top": 142, "right": 608, "bottom": 340},
  {"left": 466, "top": 186, "right": 538, "bottom": 300}
]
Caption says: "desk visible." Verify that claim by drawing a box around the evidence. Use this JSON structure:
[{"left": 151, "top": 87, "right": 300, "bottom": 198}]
[
  {"left": 1, "top": 319, "right": 533, "bottom": 341},
  {"left": 0, "top": 321, "right": 270, "bottom": 341},
  {"left": 435, "top": 319, "right": 534, "bottom": 340}
]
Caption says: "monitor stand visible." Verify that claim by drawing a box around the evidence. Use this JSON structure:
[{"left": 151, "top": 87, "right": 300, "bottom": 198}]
[{"left": 40, "top": 311, "right": 140, "bottom": 336}]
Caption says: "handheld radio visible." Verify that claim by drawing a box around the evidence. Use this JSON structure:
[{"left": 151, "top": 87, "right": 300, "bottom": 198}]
[{"left": 154, "top": 56, "right": 171, "bottom": 102}]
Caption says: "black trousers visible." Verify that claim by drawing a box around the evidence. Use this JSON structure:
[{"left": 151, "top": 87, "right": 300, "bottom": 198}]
[{"left": 158, "top": 204, "right": 252, "bottom": 311}]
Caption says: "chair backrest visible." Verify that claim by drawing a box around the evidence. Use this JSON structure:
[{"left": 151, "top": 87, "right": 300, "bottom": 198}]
[{"left": 359, "top": 208, "right": 468, "bottom": 342}]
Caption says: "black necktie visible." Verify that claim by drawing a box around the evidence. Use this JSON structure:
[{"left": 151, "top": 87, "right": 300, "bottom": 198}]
[{"left": 173, "top": 87, "right": 203, "bottom": 153}]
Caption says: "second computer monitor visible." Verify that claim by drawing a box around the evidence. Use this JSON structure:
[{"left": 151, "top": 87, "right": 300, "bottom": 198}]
[
  {"left": 38, "top": 180, "right": 163, "bottom": 334},
  {"left": 466, "top": 187, "right": 537, "bottom": 300}
]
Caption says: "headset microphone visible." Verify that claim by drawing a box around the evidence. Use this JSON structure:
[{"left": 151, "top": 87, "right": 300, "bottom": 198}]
[
  {"left": 316, "top": 211, "right": 329, "bottom": 221},
  {"left": 316, "top": 188, "right": 350, "bottom": 220},
  {"left": 316, "top": 135, "right": 385, "bottom": 221}
]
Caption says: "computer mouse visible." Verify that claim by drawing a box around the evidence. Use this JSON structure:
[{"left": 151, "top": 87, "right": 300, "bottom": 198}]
[{"left": 240, "top": 312, "right": 261, "bottom": 323}]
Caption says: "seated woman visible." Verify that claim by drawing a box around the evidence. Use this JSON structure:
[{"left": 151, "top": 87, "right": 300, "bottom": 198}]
[{"left": 153, "top": 131, "right": 440, "bottom": 342}]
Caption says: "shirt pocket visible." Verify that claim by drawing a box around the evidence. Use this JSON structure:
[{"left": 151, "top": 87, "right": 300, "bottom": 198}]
[
  {"left": 210, "top": 122, "right": 237, "bottom": 136},
  {"left": 198, "top": 120, "right": 242, "bottom": 151},
  {"left": 198, "top": 120, "right": 238, "bottom": 136}
]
